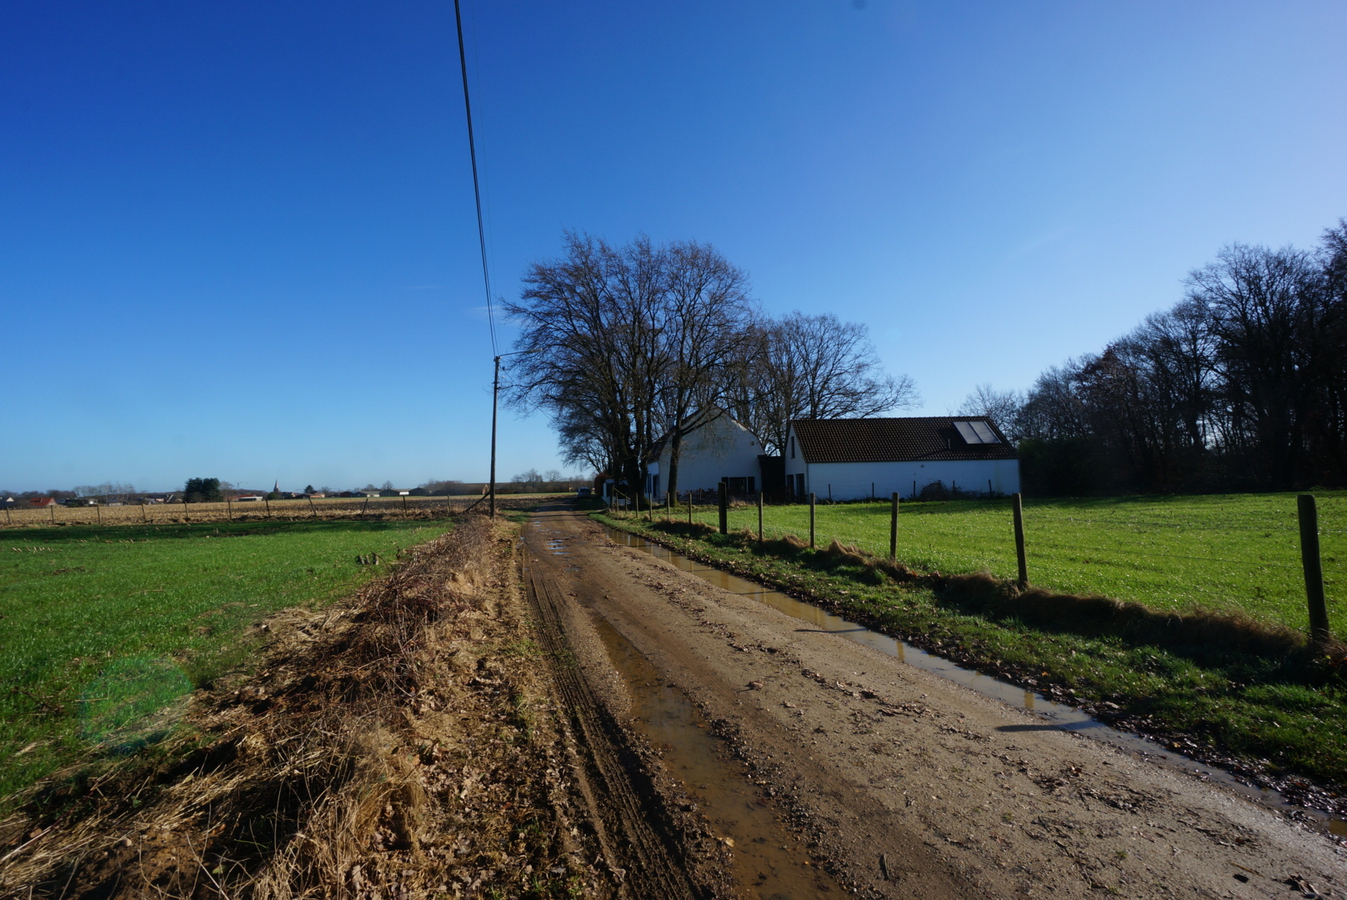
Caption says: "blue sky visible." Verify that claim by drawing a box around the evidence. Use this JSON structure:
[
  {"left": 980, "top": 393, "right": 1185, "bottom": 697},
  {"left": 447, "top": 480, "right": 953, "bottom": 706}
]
[{"left": 3, "top": 1, "right": 1344, "bottom": 493}]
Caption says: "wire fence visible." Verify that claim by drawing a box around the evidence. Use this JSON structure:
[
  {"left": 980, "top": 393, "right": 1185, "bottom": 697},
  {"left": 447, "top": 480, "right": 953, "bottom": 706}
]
[{"left": 611, "top": 490, "right": 1344, "bottom": 638}]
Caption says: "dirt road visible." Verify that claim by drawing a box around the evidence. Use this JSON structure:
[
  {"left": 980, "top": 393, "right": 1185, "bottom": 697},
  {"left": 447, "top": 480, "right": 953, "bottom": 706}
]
[{"left": 522, "top": 504, "right": 1346, "bottom": 899}]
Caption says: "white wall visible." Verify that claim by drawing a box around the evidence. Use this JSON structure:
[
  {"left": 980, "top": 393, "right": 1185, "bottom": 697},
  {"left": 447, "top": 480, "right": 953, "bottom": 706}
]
[
  {"left": 787, "top": 458, "right": 1020, "bottom": 501},
  {"left": 647, "top": 414, "right": 763, "bottom": 499}
]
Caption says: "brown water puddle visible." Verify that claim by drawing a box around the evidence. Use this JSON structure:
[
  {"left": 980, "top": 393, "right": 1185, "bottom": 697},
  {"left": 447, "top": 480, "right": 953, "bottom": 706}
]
[
  {"left": 589, "top": 614, "right": 847, "bottom": 898},
  {"left": 603, "top": 526, "right": 1347, "bottom": 839}
]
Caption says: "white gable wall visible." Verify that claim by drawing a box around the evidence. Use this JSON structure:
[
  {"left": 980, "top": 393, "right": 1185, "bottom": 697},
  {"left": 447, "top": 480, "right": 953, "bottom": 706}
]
[{"left": 646, "top": 414, "right": 763, "bottom": 499}]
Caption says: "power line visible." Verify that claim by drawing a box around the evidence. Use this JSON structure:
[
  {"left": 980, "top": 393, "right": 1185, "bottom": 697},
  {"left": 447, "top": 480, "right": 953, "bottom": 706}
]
[{"left": 454, "top": 0, "right": 497, "bottom": 356}]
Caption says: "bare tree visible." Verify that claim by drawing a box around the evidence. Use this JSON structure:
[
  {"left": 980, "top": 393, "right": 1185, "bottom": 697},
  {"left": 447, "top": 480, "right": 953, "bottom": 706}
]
[
  {"left": 650, "top": 240, "right": 753, "bottom": 497},
  {"left": 505, "top": 232, "right": 753, "bottom": 499},
  {"left": 728, "top": 312, "right": 918, "bottom": 454},
  {"left": 1186, "top": 243, "right": 1323, "bottom": 487},
  {"left": 1015, "top": 224, "right": 1347, "bottom": 493}
]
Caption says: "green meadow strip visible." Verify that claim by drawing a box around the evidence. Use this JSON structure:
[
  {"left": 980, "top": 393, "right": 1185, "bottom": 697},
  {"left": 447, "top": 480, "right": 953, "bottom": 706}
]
[
  {"left": 672, "top": 491, "right": 1345, "bottom": 636},
  {"left": 0, "top": 519, "right": 453, "bottom": 807}
]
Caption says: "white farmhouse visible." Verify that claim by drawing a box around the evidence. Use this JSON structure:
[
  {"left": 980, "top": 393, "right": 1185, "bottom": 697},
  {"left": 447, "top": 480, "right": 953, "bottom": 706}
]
[
  {"left": 783, "top": 416, "right": 1020, "bottom": 501},
  {"left": 644, "top": 411, "right": 765, "bottom": 501}
]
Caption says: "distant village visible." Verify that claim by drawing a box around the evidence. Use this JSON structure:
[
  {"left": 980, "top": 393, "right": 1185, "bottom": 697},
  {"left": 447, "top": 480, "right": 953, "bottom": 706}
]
[{"left": 2, "top": 475, "right": 588, "bottom": 509}]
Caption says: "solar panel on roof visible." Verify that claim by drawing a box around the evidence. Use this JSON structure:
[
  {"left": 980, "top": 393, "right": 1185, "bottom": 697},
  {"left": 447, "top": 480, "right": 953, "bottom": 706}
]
[
  {"left": 953, "top": 420, "right": 1000, "bottom": 445},
  {"left": 970, "top": 420, "right": 999, "bottom": 443},
  {"left": 953, "top": 420, "right": 981, "bottom": 444}
]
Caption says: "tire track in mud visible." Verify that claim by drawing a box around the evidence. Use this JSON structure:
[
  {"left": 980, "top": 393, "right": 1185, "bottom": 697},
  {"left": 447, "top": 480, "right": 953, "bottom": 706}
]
[{"left": 523, "top": 553, "right": 714, "bottom": 900}]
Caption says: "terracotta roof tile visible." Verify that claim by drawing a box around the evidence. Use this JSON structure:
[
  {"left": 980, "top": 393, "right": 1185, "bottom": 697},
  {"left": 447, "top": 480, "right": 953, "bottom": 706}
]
[{"left": 790, "top": 417, "right": 1017, "bottom": 463}]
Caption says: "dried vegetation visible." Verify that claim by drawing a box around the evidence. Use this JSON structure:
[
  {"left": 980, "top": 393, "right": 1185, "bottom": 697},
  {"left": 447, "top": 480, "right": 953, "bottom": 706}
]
[{"left": 0, "top": 515, "right": 597, "bottom": 899}]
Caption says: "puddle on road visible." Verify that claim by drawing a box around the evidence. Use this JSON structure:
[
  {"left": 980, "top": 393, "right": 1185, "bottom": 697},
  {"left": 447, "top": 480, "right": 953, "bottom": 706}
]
[
  {"left": 530, "top": 521, "right": 844, "bottom": 898},
  {"left": 602, "top": 526, "right": 1347, "bottom": 836},
  {"left": 590, "top": 614, "right": 846, "bottom": 899}
]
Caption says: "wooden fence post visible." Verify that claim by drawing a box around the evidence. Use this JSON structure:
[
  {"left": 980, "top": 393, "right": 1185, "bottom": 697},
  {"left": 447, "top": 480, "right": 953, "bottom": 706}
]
[
  {"left": 1298, "top": 494, "right": 1331, "bottom": 645},
  {"left": 758, "top": 491, "right": 764, "bottom": 541},
  {"left": 890, "top": 491, "right": 899, "bottom": 561},
  {"left": 96, "top": 504, "right": 101, "bottom": 525},
  {"left": 309, "top": 496, "right": 318, "bottom": 518},
  {"left": 718, "top": 481, "right": 728, "bottom": 535},
  {"left": 1012, "top": 492, "right": 1028, "bottom": 587},
  {"left": 264, "top": 497, "right": 271, "bottom": 519},
  {"left": 809, "top": 492, "right": 816, "bottom": 549},
  {"left": 50, "top": 504, "right": 56, "bottom": 524}
]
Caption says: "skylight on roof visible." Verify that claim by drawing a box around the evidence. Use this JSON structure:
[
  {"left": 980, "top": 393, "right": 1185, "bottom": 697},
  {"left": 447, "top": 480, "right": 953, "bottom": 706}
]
[{"left": 954, "top": 420, "right": 1000, "bottom": 445}]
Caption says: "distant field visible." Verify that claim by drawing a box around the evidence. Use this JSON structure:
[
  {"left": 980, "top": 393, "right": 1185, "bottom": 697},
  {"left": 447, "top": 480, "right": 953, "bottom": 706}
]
[
  {"left": 0, "top": 492, "right": 575, "bottom": 527},
  {"left": 657, "top": 492, "right": 1346, "bottom": 636},
  {"left": 0, "top": 518, "right": 453, "bottom": 804},
  {"left": 2, "top": 495, "right": 476, "bottom": 526}
]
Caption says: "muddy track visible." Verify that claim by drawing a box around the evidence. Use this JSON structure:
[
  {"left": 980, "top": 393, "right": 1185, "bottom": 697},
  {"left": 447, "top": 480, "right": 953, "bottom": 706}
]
[
  {"left": 524, "top": 553, "right": 718, "bottom": 899},
  {"left": 523, "top": 504, "right": 1347, "bottom": 899}
]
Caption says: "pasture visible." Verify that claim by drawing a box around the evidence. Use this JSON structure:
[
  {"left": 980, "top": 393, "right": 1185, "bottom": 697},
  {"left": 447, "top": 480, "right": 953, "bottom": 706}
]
[
  {"left": 665, "top": 491, "right": 1346, "bottom": 636},
  {"left": 0, "top": 518, "right": 454, "bottom": 805}
]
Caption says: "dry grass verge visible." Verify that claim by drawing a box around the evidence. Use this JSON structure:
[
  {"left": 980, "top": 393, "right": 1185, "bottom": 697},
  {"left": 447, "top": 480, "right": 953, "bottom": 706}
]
[{"left": 0, "top": 515, "right": 599, "bottom": 899}]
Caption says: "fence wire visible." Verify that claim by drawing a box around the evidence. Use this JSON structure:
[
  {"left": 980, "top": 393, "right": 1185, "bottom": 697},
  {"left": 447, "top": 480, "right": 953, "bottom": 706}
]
[{"left": 615, "top": 492, "right": 1344, "bottom": 637}]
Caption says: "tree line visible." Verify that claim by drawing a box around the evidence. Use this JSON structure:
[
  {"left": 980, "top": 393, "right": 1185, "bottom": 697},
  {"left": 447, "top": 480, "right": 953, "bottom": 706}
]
[
  {"left": 504, "top": 231, "right": 915, "bottom": 499},
  {"left": 964, "top": 219, "right": 1347, "bottom": 494}
]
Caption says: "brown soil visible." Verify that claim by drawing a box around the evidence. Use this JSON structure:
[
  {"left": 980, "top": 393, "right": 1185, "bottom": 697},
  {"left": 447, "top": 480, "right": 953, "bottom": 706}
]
[{"left": 2, "top": 504, "right": 1344, "bottom": 899}]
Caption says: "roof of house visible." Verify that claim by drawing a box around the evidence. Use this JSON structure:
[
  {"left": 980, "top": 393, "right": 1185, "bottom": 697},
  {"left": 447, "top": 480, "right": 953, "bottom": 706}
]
[{"left": 789, "top": 416, "right": 1018, "bottom": 463}]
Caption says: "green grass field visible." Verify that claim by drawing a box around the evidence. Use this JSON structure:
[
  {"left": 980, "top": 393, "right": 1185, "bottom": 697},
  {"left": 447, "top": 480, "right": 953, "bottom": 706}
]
[
  {"left": 0, "top": 519, "right": 454, "bottom": 805},
  {"left": 657, "top": 492, "right": 1345, "bottom": 636}
]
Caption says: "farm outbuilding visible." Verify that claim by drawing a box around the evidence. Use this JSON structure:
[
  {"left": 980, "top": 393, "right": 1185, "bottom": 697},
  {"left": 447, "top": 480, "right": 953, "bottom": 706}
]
[
  {"left": 783, "top": 416, "right": 1020, "bottom": 501},
  {"left": 644, "top": 410, "right": 767, "bottom": 501}
]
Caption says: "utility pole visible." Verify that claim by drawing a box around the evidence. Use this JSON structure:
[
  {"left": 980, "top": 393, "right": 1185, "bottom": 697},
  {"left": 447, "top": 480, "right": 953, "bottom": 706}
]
[
  {"left": 489, "top": 350, "right": 536, "bottom": 517},
  {"left": 490, "top": 354, "right": 502, "bottom": 517}
]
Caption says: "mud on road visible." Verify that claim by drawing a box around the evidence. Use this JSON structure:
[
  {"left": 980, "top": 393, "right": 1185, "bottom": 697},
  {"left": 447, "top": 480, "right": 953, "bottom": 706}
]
[{"left": 522, "top": 504, "right": 1346, "bottom": 899}]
